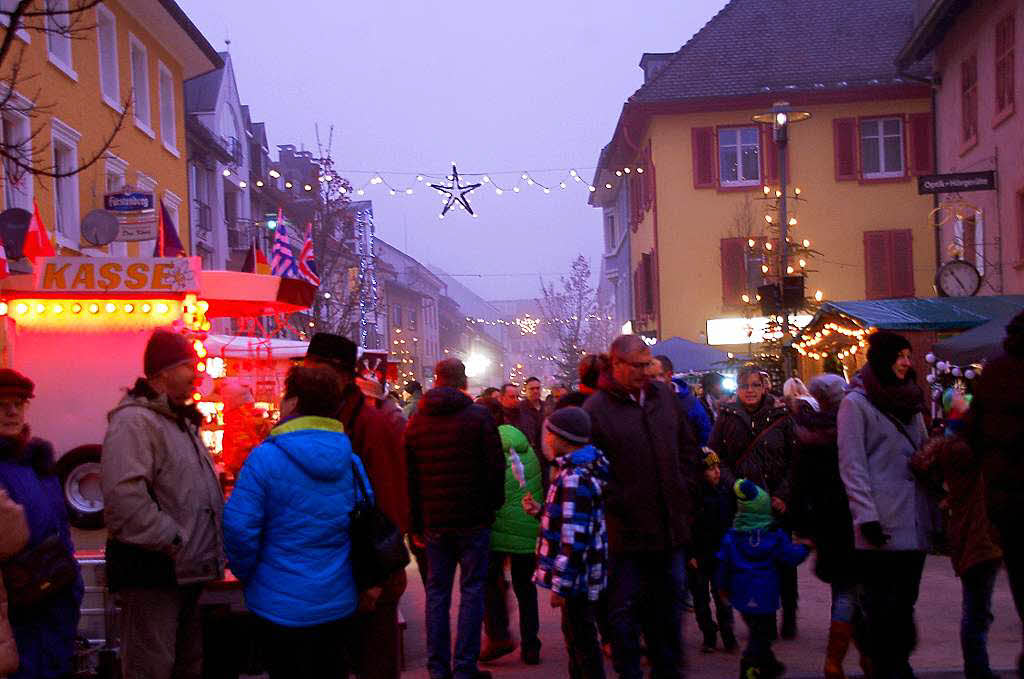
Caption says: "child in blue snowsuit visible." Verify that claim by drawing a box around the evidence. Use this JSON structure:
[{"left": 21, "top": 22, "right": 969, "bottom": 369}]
[{"left": 718, "top": 479, "right": 810, "bottom": 679}]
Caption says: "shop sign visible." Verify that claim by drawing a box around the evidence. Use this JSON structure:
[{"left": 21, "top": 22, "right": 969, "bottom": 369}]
[
  {"left": 34, "top": 257, "right": 200, "bottom": 293},
  {"left": 917, "top": 171, "right": 996, "bottom": 195},
  {"left": 104, "top": 190, "right": 158, "bottom": 241},
  {"left": 706, "top": 314, "right": 813, "bottom": 345}
]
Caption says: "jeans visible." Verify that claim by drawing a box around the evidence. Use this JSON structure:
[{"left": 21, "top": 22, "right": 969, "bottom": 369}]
[
  {"left": 562, "top": 595, "right": 606, "bottom": 679},
  {"left": 608, "top": 547, "right": 687, "bottom": 679},
  {"left": 779, "top": 561, "right": 798, "bottom": 618},
  {"left": 961, "top": 559, "right": 1000, "bottom": 678},
  {"left": 425, "top": 528, "right": 491, "bottom": 679},
  {"left": 830, "top": 583, "right": 866, "bottom": 624},
  {"left": 257, "top": 615, "right": 353, "bottom": 679},
  {"left": 993, "top": 516, "right": 1024, "bottom": 671},
  {"left": 483, "top": 551, "right": 540, "bottom": 651},
  {"left": 858, "top": 550, "right": 926, "bottom": 679},
  {"left": 686, "top": 561, "right": 733, "bottom": 640},
  {"left": 741, "top": 613, "right": 776, "bottom": 661},
  {"left": 118, "top": 585, "right": 203, "bottom": 679},
  {"left": 351, "top": 568, "right": 408, "bottom": 679}
]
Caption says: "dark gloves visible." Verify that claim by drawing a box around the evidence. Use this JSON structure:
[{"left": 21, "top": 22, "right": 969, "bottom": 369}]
[{"left": 860, "top": 521, "right": 890, "bottom": 548}]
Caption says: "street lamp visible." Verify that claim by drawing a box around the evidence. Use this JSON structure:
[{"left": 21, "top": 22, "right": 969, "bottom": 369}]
[{"left": 752, "top": 101, "right": 810, "bottom": 376}]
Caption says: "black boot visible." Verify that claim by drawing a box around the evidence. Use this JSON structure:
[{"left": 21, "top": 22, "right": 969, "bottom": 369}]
[
  {"left": 781, "top": 607, "right": 797, "bottom": 640},
  {"left": 721, "top": 626, "right": 739, "bottom": 652},
  {"left": 701, "top": 626, "right": 717, "bottom": 653}
]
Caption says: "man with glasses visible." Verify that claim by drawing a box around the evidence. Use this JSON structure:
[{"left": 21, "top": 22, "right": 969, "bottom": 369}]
[{"left": 583, "top": 335, "right": 702, "bottom": 678}]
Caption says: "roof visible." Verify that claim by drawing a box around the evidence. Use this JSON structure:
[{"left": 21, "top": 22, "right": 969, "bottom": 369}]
[
  {"left": 184, "top": 66, "right": 224, "bottom": 114},
  {"left": 121, "top": 0, "right": 222, "bottom": 79},
  {"left": 806, "top": 295, "right": 1024, "bottom": 332},
  {"left": 897, "top": 0, "right": 971, "bottom": 68},
  {"left": 932, "top": 307, "right": 1019, "bottom": 364},
  {"left": 649, "top": 336, "right": 731, "bottom": 373},
  {"left": 632, "top": 0, "right": 930, "bottom": 104}
]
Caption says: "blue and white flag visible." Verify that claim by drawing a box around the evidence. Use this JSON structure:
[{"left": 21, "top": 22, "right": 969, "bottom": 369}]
[{"left": 270, "top": 217, "right": 299, "bottom": 278}]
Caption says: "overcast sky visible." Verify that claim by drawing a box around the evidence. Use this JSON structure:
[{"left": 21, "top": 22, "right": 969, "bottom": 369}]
[{"left": 177, "top": 1, "right": 727, "bottom": 300}]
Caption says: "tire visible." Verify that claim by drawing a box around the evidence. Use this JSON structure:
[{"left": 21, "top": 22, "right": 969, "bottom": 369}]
[{"left": 55, "top": 445, "right": 105, "bottom": 531}]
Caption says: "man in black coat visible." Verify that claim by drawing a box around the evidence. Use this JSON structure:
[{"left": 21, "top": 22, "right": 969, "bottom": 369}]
[
  {"left": 407, "top": 358, "right": 505, "bottom": 679},
  {"left": 583, "top": 335, "right": 702, "bottom": 679}
]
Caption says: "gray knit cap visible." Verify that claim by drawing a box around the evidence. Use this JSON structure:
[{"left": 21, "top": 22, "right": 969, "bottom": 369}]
[{"left": 544, "top": 406, "right": 591, "bottom": 444}]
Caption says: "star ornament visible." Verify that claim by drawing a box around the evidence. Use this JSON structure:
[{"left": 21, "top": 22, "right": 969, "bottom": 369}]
[{"left": 430, "top": 164, "right": 481, "bottom": 219}]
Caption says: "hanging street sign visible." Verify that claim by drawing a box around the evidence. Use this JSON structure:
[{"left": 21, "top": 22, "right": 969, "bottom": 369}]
[
  {"left": 103, "top": 190, "right": 158, "bottom": 241},
  {"left": 917, "top": 171, "right": 996, "bottom": 195}
]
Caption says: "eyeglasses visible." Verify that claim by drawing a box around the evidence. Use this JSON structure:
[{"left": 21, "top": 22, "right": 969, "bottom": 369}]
[{"left": 738, "top": 382, "right": 764, "bottom": 390}]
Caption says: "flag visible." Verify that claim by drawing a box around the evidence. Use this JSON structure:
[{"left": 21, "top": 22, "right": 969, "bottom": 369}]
[
  {"left": 241, "top": 240, "right": 271, "bottom": 275},
  {"left": 0, "top": 243, "right": 9, "bottom": 280},
  {"left": 153, "top": 200, "right": 185, "bottom": 257},
  {"left": 297, "top": 223, "right": 321, "bottom": 286},
  {"left": 270, "top": 221, "right": 299, "bottom": 278},
  {"left": 22, "top": 199, "right": 55, "bottom": 263}
]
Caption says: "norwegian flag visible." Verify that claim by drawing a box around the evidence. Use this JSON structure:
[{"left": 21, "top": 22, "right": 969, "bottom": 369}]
[{"left": 297, "top": 223, "right": 321, "bottom": 287}]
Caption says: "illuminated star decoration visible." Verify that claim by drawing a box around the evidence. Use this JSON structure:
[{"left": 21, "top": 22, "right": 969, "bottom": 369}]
[{"left": 430, "top": 164, "right": 482, "bottom": 218}]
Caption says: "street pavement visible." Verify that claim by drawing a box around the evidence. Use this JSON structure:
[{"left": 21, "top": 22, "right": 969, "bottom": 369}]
[{"left": 396, "top": 555, "right": 1021, "bottom": 678}]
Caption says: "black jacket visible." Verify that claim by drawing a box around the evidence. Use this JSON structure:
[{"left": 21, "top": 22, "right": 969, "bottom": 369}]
[
  {"left": 691, "top": 478, "right": 736, "bottom": 569},
  {"left": 406, "top": 387, "right": 505, "bottom": 533},
  {"left": 583, "top": 374, "right": 702, "bottom": 554},
  {"left": 708, "top": 395, "right": 796, "bottom": 503}
]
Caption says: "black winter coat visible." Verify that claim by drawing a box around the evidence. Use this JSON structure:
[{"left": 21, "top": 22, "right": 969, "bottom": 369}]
[
  {"left": 708, "top": 395, "right": 796, "bottom": 503},
  {"left": 789, "top": 407, "right": 858, "bottom": 585},
  {"left": 406, "top": 387, "right": 505, "bottom": 533},
  {"left": 690, "top": 478, "right": 736, "bottom": 569},
  {"left": 583, "top": 374, "right": 702, "bottom": 554}
]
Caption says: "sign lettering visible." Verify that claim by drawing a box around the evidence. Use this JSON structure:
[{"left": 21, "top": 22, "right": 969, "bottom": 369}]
[
  {"left": 34, "top": 257, "right": 201, "bottom": 293},
  {"left": 917, "top": 171, "right": 996, "bottom": 195}
]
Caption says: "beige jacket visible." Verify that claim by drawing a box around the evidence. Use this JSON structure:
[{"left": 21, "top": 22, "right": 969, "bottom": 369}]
[
  {"left": 0, "top": 489, "right": 29, "bottom": 676},
  {"left": 102, "top": 385, "right": 224, "bottom": 585}
]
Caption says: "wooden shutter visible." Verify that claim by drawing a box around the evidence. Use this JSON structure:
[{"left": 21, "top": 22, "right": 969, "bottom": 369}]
[
  {"left": 641, "top": 251, "right": 654, "bottom": 315},
  {"left": 761, "top": 124, "right": 779, "bottom": 184},
  {"left": 833, "top": 118, "right": 858, "bottom": 181},
  {"left": 908, "top": 113, "right": 935, "bottom": 176},
  {"left": 634, "top": 258, "right": 647, "bottom": 318},
  {"left": 890, "top": 229, "right": 915, "bottom": 297},
  {"left": 721, "top": 237, "right": 746, "bottom": 306},
  {"left": 692, "top": 126, "right": 716, "bottom": 188},
  {"left": 864, "top": 231, "right": 892, "bottom": 299},
  {"left": 648, "top": 249, "right": 660, "bottom": 320}
]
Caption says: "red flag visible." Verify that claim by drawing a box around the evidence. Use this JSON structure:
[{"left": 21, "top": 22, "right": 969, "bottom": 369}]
[
  {"left": 0, "top": 243, "right": 9, "bottom": 279},
  {"left": 23, "top": 199, "right": 55, "bottom": 263},
  {"left": 152, "top": 200, "right": 185, "bottom": 257}
]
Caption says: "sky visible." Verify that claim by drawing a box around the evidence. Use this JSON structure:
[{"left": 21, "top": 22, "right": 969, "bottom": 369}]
[{"left": 177, "top": 0, "right": 728, "bottom": 300}]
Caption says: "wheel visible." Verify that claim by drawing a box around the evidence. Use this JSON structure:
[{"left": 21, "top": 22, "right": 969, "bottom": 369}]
[{"left": 55, "top": 445, "right": 104, "bottom": 531}]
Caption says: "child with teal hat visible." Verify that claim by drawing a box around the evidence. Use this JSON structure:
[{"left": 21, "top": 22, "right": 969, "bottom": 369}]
[{"left": 718, "top": 479, "right": 811, "bottom": 679}]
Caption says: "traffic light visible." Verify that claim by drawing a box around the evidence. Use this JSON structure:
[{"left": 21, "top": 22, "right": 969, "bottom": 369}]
[{"left": 265, "top": 213, "right": 278, "bottom": 230}]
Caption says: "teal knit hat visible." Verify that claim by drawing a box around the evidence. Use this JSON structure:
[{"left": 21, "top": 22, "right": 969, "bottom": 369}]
[{"left": 733, "top": 479, "right": 774, "bottom": 532}]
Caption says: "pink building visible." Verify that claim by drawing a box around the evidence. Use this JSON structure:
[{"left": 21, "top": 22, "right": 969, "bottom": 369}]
[{"left": 900, "top": 0, "right": 1024, "bottom": 295}]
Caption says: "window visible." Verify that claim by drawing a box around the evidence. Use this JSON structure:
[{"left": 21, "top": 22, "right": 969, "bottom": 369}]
[
  {"left": 604, "top": 212, "right": 616, "bottom": 252},
  {"left": 962, "top": 54, "right": 979, "bottom": 144},
  {"left": 860, "top": 118, "right": 904, "bottom": 178},
  {"left": 45, "top": 0, "right": 76, "bottom": 80},
  {"left": 954, "top": 211, "right": 985, "bottom": 275},
  {"left": 128, "top": 34, "right": 151, "bottom": 134},
  {"left": 157, "top": 61, "right": 177, "bottom": 155},
  {"left": 996, "top": 14, "right": 1015, "bottom": 118},
  {"left": 720, "top": 237, "right": 771, "bottom": 306},
  {"left": 51, "top": 118, "right": 81, "bottom": 248},
  {"left": 718, "top": 127, "right": 760, "bottom": 185},
  {"left": 409, "top": 307, "right": 417, "bottom": 331},
  {"left": 96, "top": 4, "right": 119, "bottom": 109},
  {"left": 863, "top": 229, "right": 914, "bottom": 299},
  {"left": 2, "top": 108, "right": 32, "bottom": 210},
  {"left": 393, "top": 304, "right": 402, "bottom": 328},
  {"left": 0, "top": 0, "right": 31, "bottom": 42},
  {"left": 105, "top": 155, "right": 127, "bottom": 255}
]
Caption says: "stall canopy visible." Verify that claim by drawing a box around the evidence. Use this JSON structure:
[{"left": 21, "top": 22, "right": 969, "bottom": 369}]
[
  {"left": 809, "top": 296, "right": 1024, "bottom": 332},
  {"left": 932, "top": 308, "right": 1021, "bottom": 365},
  {"left": 648, "top": 336, "right": 732, "bottom": 373}
]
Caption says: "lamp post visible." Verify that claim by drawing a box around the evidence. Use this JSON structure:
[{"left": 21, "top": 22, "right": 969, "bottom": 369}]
[{"left": 752, "top": 101, "right": 810, "bottom": 376}]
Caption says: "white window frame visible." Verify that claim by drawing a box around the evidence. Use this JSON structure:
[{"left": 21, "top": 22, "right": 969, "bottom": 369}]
[
  {"left": 157, "top": 60, "right": 178, "bottom": 157},
  {"left": 51, "top": 117, "right": 81, "bottom": 250},
  {"left": 128, "top": 33, "right": 153, "bottom": 137},
  {"left": 0, "top": 0, "right": 32, "bottom": 43},
  {"left": 104, "top": 153, "right": 128, "bottom": 256},
  {"left": 95, "top": 3, "right": 120, "bottom": 112},
  {"left": 135, "top": 171, "right": 157, "bottom": 250},
  {"left": 1, "top": 90, "right": 33, "bottom": 211},
  {"left": 44, "top": 0, "right": 77, "bottom": 81},
  {"left": 718, "top": 126, "right": 761, "bottom": 186},
  {"left": 860, "top": 117, "right": 905, "bottom": 179}
]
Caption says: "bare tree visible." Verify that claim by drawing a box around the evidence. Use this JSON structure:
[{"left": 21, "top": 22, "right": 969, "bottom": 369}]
[
  {"left": 0, "top": 1, "right": 129, "bottom": 185},
  {"left": 537, "top": 254, "right": 596, "bottom": 385}
]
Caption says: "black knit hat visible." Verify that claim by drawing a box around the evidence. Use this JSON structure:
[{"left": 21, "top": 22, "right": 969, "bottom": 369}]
[
  {"left": 306, "top": 333, "right": 357, "bottom": 372},
  {"left": 144, "top": 330, "right": 195, "bottom": 378},
  {"left": 866, "top": 331, "right": 912, "bottom": 377},
  {"left": 0, "top": 369, "right": 34, "bottom": 399},
  {"left": 544, "top": 406, "right": 591, "bottom": 444}
]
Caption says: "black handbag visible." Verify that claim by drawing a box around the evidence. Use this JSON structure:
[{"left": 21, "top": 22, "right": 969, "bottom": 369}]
[
  {"left": 3, "top": 533, "right": 78, "bottom": 610},
  {"left": 348, "top": 461, "right": 410, "bottom": 590}
]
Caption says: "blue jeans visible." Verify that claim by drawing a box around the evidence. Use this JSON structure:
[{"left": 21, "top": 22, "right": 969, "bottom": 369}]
[
  {"left": 830, "top": 583, "right": 866, "bottom": 624},
  {"left": 608, "top": 547, "right": 687, "bottom": 679},
  {"left": 961, "top": 559, "right": 1000, "bottom": 678},
  {"left": 425, "top": 528, "right": 491, "bottom": 679}
]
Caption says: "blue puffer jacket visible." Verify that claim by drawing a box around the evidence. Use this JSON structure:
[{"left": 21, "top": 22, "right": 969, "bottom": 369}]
[
  {"left": 717, "top": 526, "right": 808, "bottom": 615},
  {"left": 671, "top": 377, "right": 712, "bottom": 446},
  {"left": 224, "top": 416, "right": 372, "bottom": 627}
]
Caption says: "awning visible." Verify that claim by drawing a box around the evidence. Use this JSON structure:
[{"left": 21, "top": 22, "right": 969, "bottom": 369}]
[
  {"left": 201, "top": 272, "right": 315, "bottom": 317},
  {"left": 648, "top": 336, "right": 732, "bottom": 373},
  {"left": 932, "top": 308, "right": 1020, "bottom": 365},
  {"left": 800, "top": 296, "right": 1024, "bottom": 334}
]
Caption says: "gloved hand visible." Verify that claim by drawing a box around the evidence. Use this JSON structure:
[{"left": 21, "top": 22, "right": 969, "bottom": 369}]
[{"left": 860, "top": 521, "right": 890, "bottom": 548}]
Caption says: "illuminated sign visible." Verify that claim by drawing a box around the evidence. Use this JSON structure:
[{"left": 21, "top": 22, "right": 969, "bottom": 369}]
[
  {"left": 3, "top": 298, "right": 181, "bottom": 331},
  {"left": 706, "top": 314, "right": 813, "bottom": 345},
  {"left": 34, "top": 257, "right": 200, "bottom": 294}
]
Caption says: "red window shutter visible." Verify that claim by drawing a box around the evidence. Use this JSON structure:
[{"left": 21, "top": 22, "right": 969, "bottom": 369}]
[
  {"left": 648, "top": 249, "right": 660, "bottom": 319},
  {"left": 641, "top": 252, "right": 654, "bottom": 314},
  {"left": 963, "top": 216, "right": 977, "bottom": 266},
  {"left": 628, "top": 173, "right": 641, "bottom": 230},
  {"left": 692, "top": 126, "right": 716, "bottom": 188},
  {"left": 833, "top": 118, "right": 858, "bottom": 181},
  {"left": 634, "top": 258, "right": 647, "bottom": 318},
  {"left": 890, "top": 229, "right": 915, "bottom": 297},
  {"left": 908, "top": 113, "right": 935, "bottom": 176},
  {"left": 643, "top": 143, "right": 655, "bottom": 211},
  {"left": 761, "top": 124, "right": 778, "bottom": 184},
  {"left": 864, "top": 231, "right": 892, "bottom": 299},
  {"left": 721, "top": 238, "right": 746, "bottom": 306}
]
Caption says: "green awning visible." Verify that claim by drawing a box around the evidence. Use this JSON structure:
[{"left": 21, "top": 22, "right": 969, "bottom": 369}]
[{"left": 803, "top": 296, "right": 1024, "bottom": 333}]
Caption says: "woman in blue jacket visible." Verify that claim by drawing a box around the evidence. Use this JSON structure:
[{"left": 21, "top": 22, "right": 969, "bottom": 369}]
[{"left": 224, "top": 365, "right": 373, "bottom": 677}]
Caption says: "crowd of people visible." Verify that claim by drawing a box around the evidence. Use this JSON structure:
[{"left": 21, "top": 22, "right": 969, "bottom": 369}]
[{"left": 0, "top": 315, "right": 1022, "bottom": 679}]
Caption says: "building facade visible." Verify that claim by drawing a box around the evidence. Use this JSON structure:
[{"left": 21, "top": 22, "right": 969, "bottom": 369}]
[{"left": 591, "top": 143, "right": 634, "bottom": 331}]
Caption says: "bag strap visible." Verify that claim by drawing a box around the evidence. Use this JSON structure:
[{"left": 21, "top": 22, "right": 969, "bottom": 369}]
[
  {"left": 850, "top": 391, "right": 920, "bottom": 452},
  {"left": 350, "top": 460, "right": 373, "bottom": 506},
  {"left": 734, "top": 415, "right": 789, "bottom": 471}
]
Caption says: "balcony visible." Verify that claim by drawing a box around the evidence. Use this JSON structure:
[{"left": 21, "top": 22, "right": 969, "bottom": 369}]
[
  {"left": 227, "top": 220, "right": 249, "bottom": 250},
  {"left": 194, "top": 202, "right": 213, "bottom": 242}
]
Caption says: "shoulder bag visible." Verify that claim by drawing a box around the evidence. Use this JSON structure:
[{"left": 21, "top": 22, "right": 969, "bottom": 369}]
[
  {"left": 3, "top": 534, "right": 78, "bottom": 610},
  {"left": 348, "top": 461, "right": 410, "bottom": 590}
]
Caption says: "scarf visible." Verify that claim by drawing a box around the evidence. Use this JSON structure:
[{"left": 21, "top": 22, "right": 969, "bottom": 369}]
[{"left": 860, "top": 363, "right": 924, "bottom": 425}]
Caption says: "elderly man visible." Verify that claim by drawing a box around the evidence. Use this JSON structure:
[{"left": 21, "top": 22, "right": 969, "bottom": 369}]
[{"left": 584, "top": 335, "right": 702, "bottom": 679}]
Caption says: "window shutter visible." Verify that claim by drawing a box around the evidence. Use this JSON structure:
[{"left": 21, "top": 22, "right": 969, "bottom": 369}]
[
  {"left": 864, "top": 231, "right": 892, "bottom": 299},
  {"left": 761, "top": 124, "right": 778, "bottom": 184},
  {"left": 890, "top": 229, "right": 915, "bottom": 297},
  {"left": 692, "top": 126, "right": 716, "bottom": 188},
  {"left": 908, "top": 113, "right": 935, "bottom": 176},
  {"left": 833, "top": 118, "right": 858, "bottom": 181},
  {"left": 721, "top": 237, "right": 746, "bottom": 306},
  {"left": 648, "top": 249, "right": 660, "bottom": 319},
  {"left": 641, "top": 251, "right": 654, "bottom": 315},
  {"left": 634, "top": 258, "right": 647, "bottom": 318}
]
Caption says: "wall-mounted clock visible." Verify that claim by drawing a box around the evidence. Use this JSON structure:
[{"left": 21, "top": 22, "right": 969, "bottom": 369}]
[{"left": 935, "top": 259, "right": 982, "bottom": 297}]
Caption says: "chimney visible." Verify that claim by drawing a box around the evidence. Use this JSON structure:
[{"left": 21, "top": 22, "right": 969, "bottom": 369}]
[{"left": 639, "top": 53, "right": 674, "bottom": 83}]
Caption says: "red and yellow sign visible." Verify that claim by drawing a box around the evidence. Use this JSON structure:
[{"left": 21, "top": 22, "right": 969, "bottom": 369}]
[{"left": 34, "top": 257, "right": 200, "bottom": 293}]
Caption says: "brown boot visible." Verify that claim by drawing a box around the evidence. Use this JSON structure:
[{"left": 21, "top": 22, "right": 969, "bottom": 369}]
[{"left": 824, "top": 620, "right": 853, "bottom": 679}]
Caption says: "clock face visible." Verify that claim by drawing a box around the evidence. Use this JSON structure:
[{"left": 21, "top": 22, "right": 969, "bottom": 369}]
[{"left": 936, "top": 260, "right": 981, "bottom": 297}]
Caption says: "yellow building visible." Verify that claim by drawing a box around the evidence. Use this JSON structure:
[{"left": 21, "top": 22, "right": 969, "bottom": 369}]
[
  {"left": 593, "top": 0, "right": 939, "bottom": 352},
  {"left": 0, "top": 0, "right": 220, "bottom": 258}
]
